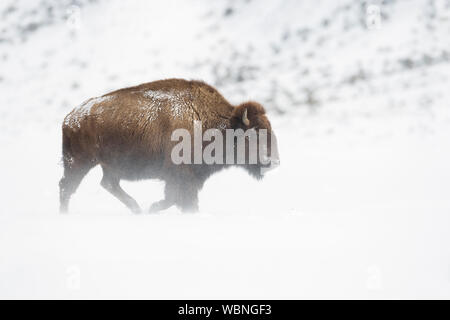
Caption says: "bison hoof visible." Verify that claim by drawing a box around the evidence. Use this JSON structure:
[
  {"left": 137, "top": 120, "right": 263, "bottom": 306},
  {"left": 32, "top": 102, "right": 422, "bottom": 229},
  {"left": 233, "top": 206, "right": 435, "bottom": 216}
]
[
  {"left": 148, "top": 200, "right": 172, "bottom": 214},
  {"left": 148, "top": 205, "right": 162, "bottom": 214},
  {"left": 180, "top": 205, "right": 199, "bottom": 214},
  {"left": 59, "top": 205, "right": 68, "bottom": 214},
  {"left": 130, "top": 206, "right": 142, "bottom": 214}
]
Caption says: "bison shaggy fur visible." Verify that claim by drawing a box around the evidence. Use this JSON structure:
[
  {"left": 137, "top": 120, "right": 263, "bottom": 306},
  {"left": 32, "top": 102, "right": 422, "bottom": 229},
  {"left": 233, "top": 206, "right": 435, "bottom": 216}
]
[{"left": 59, "top": 79, "right": 278, "bottom": 213}]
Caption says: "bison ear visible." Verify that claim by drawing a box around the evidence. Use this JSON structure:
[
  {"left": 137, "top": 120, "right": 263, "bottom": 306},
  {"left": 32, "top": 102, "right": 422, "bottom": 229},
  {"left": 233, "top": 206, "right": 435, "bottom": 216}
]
[{"left": 242, "top": 109, "right": 250, "bottom": 126}]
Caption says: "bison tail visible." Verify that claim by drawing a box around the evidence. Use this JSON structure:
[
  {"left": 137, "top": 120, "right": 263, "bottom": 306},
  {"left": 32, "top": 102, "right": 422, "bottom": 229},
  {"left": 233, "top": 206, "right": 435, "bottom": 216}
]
[{"left": 61, "top": 128, "right": 74, "bottom": 169}]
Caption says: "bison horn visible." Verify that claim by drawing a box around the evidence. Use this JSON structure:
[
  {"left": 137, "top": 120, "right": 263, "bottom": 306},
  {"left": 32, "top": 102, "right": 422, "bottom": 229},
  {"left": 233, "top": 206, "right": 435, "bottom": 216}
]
[{"left": 242, "top": 109, "right": 250, "bottom": 126}]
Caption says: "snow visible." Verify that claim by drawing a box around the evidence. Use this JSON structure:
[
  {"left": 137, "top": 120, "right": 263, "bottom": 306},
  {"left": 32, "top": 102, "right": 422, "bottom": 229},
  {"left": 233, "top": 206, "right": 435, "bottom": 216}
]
[
  {"left": 2, "top": 122, "right": 450, "bottom": 299},
  {"left": 143, "top": 90, "right": 177, "bottom": 101},
  {"left": 1, "top": 0, "right": 450, "bottom": 299},
  {"left": 64, "top": 95, "right": 112, "bottom": 128},
  {"left": 142, "top": 89, "right": 186, "bottom": 119}
]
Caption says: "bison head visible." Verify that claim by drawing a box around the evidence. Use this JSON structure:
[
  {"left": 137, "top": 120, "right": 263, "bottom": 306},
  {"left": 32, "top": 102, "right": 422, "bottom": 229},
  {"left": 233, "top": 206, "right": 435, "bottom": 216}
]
[{"left": 230, "top": 101, "right": 280, "bottom": 179}]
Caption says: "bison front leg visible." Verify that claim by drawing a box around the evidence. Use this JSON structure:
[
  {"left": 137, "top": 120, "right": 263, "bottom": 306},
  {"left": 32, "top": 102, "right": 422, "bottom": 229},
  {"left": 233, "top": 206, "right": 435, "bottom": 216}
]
[
  {"left": 148, "top": 181, "right": 176, "bottom": 213},
  {"left": 173, "top": 179, "right": 201, "bottom": 213},
  {"left": 179, "top": 195, "right": 199, "bottom": 213},
  {"left": 148, "top": 178, "right": 200, "bottom": 213},
  {"left": 100, "top": 166, "right": 141, "bottom": 214}
]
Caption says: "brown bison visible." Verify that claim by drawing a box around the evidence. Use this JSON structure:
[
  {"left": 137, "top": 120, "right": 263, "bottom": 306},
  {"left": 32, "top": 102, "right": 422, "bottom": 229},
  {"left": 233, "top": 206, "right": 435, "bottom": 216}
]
[{"left": 60, "top": 79, "right": 279, "bottom": 213}]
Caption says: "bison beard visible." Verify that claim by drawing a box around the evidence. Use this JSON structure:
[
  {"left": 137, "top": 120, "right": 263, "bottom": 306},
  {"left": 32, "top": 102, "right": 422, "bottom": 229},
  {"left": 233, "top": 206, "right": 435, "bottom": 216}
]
[{"left": 59, "top": 79, "right": 279, "bottom": 213}]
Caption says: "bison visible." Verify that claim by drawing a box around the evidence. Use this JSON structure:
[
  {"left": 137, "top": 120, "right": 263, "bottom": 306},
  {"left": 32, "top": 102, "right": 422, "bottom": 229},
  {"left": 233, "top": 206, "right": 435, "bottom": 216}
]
[{"left": 59, "top": 79, "right": 279, "bottom": 213}]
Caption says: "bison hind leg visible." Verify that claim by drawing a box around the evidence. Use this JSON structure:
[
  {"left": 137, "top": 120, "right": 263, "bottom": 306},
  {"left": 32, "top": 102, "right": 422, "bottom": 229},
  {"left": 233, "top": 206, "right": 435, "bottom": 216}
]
[
  {"left": 100, "top": 166, "right": 141, "bottom": 214},
  {"left": 59, "top": 160, "right": 95, "bottom": 213}
]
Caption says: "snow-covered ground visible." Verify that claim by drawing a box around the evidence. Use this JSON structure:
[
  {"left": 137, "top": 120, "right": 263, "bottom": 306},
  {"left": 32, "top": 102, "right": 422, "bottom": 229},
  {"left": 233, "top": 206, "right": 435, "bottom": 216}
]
[{"left": 1, "top": 0, "right": 450, "bottom": 299}]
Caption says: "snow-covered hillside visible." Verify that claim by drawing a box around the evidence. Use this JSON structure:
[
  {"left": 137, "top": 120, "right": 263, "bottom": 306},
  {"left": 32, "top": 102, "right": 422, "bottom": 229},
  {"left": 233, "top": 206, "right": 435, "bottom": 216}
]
[
  {"left": 1, "top": 0, "right": 450, "bottom": 299},
  {"left": 2, "top": 0, "right": 450, "bottom": 126}
]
